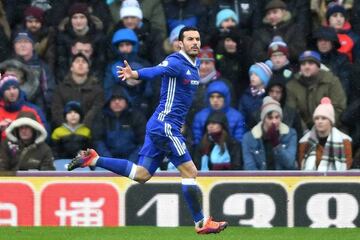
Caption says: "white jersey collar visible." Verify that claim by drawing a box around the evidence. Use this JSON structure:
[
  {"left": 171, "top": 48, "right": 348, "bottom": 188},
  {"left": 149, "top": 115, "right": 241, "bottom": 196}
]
[{"left": 179, "top": 50, "right": 197, "bottom": 67}]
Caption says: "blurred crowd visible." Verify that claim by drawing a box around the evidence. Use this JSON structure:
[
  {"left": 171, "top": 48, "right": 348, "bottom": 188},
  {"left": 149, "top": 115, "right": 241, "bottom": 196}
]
[{"left": 0, "top": 0, "right": 359, "bottom": 172}]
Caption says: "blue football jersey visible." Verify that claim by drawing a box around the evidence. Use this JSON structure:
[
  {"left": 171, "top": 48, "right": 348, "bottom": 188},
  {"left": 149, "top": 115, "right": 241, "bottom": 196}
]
[{"left": 138, "top": 50, "right": 200, "bottom": 130}]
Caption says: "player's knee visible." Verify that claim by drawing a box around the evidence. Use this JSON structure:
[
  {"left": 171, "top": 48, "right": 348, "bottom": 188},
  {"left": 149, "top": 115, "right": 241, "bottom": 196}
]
[{"left": 134, "top": 167, "right": 152, "bottom": 184}]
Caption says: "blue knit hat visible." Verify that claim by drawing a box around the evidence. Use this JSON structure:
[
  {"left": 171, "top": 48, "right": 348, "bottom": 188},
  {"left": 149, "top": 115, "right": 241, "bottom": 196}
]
[
  {"left": 64, "top": 101, "right": 83, "bottom": 121},
  {"left": 169, "top": 24, "right": 185, "bottom": 44},
  {"left": 249, "top": 60, "right": 273, "bottom": 86},
  {"left": 216, "top": 9, "right": 239, "bottom": 28},
  {"left": 0, "top": 74, "right": 20, "bottom": 98}
]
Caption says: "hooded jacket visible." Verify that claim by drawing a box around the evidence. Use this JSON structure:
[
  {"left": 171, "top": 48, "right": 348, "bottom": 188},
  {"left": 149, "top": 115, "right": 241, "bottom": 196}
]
[
  {"left": 0, "top": 111, "right": 54, "bottom": 171},
  {"left": 92, "top": 86, "right": 146, "bottom": 160},
  {"left": 192, "top": 80, "right": 246, "bottom": 145}
]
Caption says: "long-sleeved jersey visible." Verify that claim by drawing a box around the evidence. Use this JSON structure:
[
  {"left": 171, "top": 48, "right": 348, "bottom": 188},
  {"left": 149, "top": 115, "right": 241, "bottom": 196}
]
[{"left": 138, "top": 50, "right": 200, "bottom": 131}]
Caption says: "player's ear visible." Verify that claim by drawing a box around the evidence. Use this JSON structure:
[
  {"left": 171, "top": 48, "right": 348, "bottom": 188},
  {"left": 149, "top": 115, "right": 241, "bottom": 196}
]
[{"left": 178, "top": 40, "right": 184, "bottom": 49}]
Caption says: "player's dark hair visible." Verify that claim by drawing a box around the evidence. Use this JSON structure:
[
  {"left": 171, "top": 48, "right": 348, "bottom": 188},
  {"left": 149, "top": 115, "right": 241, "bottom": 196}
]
[{"left": 178, "top": 26, "right": 199, "bottom": 41}]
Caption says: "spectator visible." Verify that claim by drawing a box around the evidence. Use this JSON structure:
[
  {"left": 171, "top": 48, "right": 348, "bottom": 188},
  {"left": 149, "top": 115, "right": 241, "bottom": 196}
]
[
  {"left": 194, "top": 111, "right": 242, "bottom": 171},
  {"left": 104, "top": 28, "right": 153, "bottom": 115},
  {"left": 51, "top": 53, "right": 104, "bottom": 128},
  {"left": 286, "top": 50, "right": 346, "bottom": 131},
  {"left": 207, "top": 0, "right": 263, "bottom": 37},
  {"left": 260, "top": 0, "right": 312, "bottom": 37},
  {"left": 163, "top": 0, "right": 208, "bottom": 37},
  {"left": 239, "top": 60, "right": 273, "bottom": 129},
  {"left": 242, "top": 96, "right": 298, "bottom": 170},
  {"left": 192, "top": 80, "right": 246, "bottom": 145},
  {"left": 326, "top": 2, "right": 360, "bottom": 63},
  {"left": 110, "top": 0, "right": 165, "bottom": 64},
  {"left": 163, "top": 24, "right": 185, "bottom": 55},
  {"left": 109, "top": 0, "right": 167, "bottom": 40},
  {"left": 56, "top": 2, "right": 106, "bottom": 80},
  {"left": 51, "top": 101, "right": 92, "bottom": 159},
  {"left": 0, "top": 111, "right": 55, "bottom": 171},
  {"left": 188, "top": 46, "right": 233, "bottom": 122},
  {"left": 92, "top": 86, "right": 146, "bottom": 163},
  {"left": 312, "top": 26, "right": 351, "bottom": 97},
  {"left": 251, "top": 0, "right": 306, "bottom": 63},
  {"left": 268, "top": 36, "right": 294, "bottom": 84},
  {"left": 12, "top": 30, "right": 55, "bottom": 116},
  {"left": 214, "top": 28, "right": 251, "bottom": 98},
  {"left": 0, "top": 74, "right": 48, "bottom": 141},
  {"left": 0, "top": 59, "right": 42, "bottom": 108},
  {"left": 299, "top": 97, "right": 352, "bottom": 170},
  {"left": 20, "top": 6, "right": 56, "bottom": 72}
]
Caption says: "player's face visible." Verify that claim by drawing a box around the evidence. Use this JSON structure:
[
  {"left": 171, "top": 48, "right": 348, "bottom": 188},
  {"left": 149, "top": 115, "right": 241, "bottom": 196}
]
[{"left": 179, "top": 30, "right": 201, "bottom": 58}]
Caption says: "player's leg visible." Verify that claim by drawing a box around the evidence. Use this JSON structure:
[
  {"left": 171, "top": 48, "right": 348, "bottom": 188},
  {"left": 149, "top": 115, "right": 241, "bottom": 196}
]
[{"left": 176, "top": 160, "right": 228, "bottom": 234}]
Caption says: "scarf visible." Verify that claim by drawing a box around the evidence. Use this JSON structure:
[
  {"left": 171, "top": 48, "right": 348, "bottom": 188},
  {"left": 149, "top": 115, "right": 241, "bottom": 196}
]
[
  {"left": 250, "top": 86, "right": 265, "bottom": 96},
  {"left": 199, "top": 70, "right": 217, "bottom": 85},
  {"left": 302, "top": 127, "right": 348, "bottom": 171}
]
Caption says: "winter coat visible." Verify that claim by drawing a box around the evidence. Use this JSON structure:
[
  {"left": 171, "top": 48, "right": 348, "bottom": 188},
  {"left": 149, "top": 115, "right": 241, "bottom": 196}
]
[
  {"left": 16, "top": 54, "right": 55, "bottom": 116},
  {"left": 92, "top": 86, "right": 146, "bottom": 162},
  {"left": 242, "top": 122, "right": 298, "bottom": 170},
  {"left": 51, "top": 124, "right": 92, "bottom": 159},
  {"left": 192, "top": 81, "right": 246, "bottom": 145},
  {"left": 51, "top": 75, "right": 104, "bottom": 128},
  {"left": 286, "top": 70, "right": 347, "bottom": 130},
  {"left": 319, "top": 50, "right": 351, "bottom": 96},
  {"left": 0, "top": 113, "right": 54, "bottom": 171},
  {"left": 0, "top": 59, "right": 41, "bottom": 106},
  {"left": 251, "top": 11, "right": 306, "bottom": 63},
  {"left": 0, "top": 91, "right": 48, "bottom": 141},
  {"left": 238, "top": 87, "right": 265, "bottom": 130}
]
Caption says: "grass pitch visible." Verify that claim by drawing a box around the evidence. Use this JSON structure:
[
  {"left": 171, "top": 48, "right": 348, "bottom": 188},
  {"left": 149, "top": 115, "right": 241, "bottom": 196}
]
[{"left": 0, "top": 227, "right": 359, "bottom": 240}]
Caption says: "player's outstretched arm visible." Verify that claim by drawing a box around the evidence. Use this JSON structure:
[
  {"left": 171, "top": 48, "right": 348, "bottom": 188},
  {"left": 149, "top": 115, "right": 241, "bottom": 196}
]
[{"left": 117, "top": 60, "right": 139, "bottom": 81}]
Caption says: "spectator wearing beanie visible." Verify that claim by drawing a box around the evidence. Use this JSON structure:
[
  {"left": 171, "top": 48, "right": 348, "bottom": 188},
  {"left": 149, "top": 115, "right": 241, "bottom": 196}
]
[
  {"left": 268, "top": 35, "right": 294, "bottom": 84},
  {"left": 251, "top": 0, "right": 306, "bottom": 64},
  {"left": 239, "top": 60, "right": 273, "bottom": 129},
  {"left": 0, "top": 110, "right": 55, "bottom": 171},
  {"left": 192, "top": 80, "right": 246, "bottom": 146},
  {"left": 242, "top": 96, "right": 297, "bottom": 170},
  {"left": 56, "top": 2, "right": 106, "bottom": 81},
  {"left": 287, "top": 50, "right": 346, "bottom": 131},
  {"left": 299, "top": 97, "right": 352, "bottom": 171},
  {"left": 51, "top": 53, "right": 104, "bottom": 128},
  {"left": 51, "top": 101, "right": 92, "bottom": 159},
  {"left": 110, "top": 0, "right": 165, "bottom": 65},
  {"left": 20, "top": 6, "right": 56, "bottom": 72},
  {"left": 326, "top": 2, "right": 360, "bottom": 63},
  {"left": 193, "top": 111, "right": 243, "bottom": 171},
  {"left": 163, "top": 24, "right": 185, "bottom": 55},
  {"left": 216, "top": 9, "right": 239, "bottom": 30},
  {"left": 0, "top": 74, "right": 48, "bottom": 141},
  {"left": 312, "top": 26, "right": 351, "bottom": 96}
]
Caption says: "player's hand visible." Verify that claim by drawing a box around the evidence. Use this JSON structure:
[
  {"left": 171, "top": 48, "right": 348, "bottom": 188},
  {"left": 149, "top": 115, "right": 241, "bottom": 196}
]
[{"left": 117, "top": 60, "right": 137, "bottom": 81}]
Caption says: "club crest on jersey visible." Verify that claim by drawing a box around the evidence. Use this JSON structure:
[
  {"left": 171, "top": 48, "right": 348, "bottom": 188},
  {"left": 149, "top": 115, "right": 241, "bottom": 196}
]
[{"left": 186, "top": 69, "right": 191, "bottom": 75}]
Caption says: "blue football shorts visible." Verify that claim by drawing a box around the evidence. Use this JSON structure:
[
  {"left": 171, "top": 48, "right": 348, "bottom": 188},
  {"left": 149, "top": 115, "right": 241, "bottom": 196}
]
[{"left": 138, "top": 120, "right": 192, "bottom": 175}]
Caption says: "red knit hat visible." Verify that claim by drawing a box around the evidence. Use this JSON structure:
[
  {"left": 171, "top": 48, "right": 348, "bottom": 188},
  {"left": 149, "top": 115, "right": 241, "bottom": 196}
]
[
  {"left": 198, "top": 46, "right": 215, "bottom": 62},
  {"left": 68, "top": 3, "right": 89, "bottom": 17},
  {"left": 268, "top": 36, "right": 289, "bottom": 57},
  {"left": 24, "top": 6, "right": 44, "bottom": 23}
]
